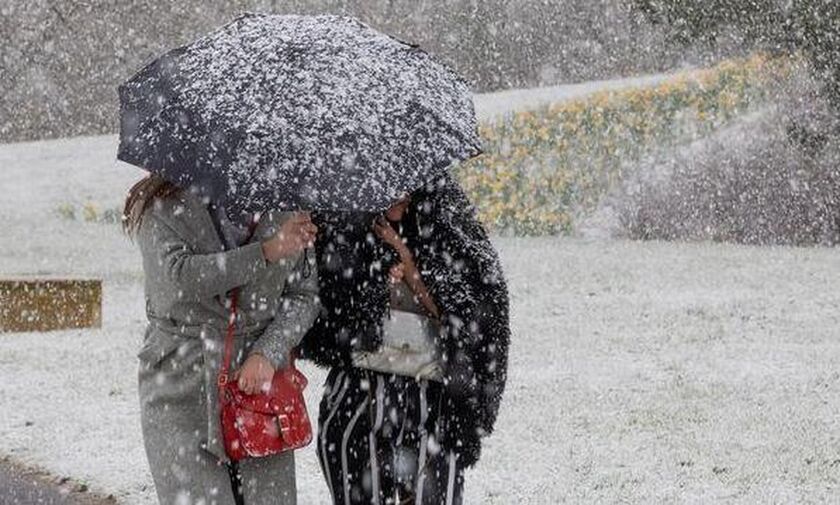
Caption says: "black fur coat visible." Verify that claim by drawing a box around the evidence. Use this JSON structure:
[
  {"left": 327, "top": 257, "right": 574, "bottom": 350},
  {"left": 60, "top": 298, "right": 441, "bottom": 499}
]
[{"left": 299, "top": 173, "right": 510, "bottom": 467}]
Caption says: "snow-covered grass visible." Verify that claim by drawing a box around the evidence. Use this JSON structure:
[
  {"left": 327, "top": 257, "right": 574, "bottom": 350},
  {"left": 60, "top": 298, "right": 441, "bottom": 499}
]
[{"left": 2, "top": 136, "right": 840, "bottom": 504}]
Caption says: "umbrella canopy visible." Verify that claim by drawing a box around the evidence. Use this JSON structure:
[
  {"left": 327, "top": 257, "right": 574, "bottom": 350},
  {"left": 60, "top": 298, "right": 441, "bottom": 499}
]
[{"left": 117, "top": 13, "right": 481, "bottom": 213}]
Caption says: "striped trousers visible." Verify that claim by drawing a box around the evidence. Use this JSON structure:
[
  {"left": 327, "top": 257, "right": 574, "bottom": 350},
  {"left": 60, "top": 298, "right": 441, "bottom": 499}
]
[{"left": 316, "top": 367, "right": 465, "bottom": 505}]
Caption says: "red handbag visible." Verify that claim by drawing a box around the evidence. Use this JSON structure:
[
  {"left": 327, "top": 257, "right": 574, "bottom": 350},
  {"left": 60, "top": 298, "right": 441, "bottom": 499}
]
[{"left": 218, "top": 288, "right": 313, "bottom": 461}]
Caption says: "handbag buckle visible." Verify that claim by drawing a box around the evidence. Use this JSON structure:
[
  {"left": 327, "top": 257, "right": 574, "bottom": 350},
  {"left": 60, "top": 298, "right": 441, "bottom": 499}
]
[{"left": 278, "top": 414, "right": 291, "bottom": 433}]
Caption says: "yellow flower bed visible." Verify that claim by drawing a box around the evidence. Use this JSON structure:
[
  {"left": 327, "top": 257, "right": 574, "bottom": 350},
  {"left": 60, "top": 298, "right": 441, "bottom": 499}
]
[{"left": 456, "top": 53, "right": 792, "bottom": 235}]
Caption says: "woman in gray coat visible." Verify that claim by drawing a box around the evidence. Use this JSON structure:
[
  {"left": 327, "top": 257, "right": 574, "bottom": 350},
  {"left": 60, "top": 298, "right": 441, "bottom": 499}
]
[{"left": 124, "top": 175, "right": 320, "bottom": 505}]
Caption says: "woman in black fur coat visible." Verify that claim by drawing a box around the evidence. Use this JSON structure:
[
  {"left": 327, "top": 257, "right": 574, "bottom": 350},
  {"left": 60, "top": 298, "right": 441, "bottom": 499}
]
[{"left": 300, "top": 173, "right": 509, "bottom": 504}]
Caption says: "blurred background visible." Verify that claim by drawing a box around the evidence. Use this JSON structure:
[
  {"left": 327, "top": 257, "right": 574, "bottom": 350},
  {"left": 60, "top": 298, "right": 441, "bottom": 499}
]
[
  {"left": 2, "top": 0, "right": 719, "bottom": 141},
  {"left": 5, "top": 1, "right": 840, "bottom": 245},
  {"left": 3, "top": 1, "right": 840, "bottom": 504}
]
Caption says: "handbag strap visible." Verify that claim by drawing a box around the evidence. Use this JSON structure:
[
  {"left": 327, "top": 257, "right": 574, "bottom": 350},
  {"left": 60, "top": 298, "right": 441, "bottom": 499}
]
[{"left": 217, "top": 214, "right": 261, "bottom": 387}]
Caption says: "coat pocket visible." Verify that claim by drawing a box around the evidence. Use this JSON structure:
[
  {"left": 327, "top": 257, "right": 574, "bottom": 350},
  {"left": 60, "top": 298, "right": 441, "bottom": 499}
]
[{"left": 137, "top": 327, "right": 184, "bottom": 368}]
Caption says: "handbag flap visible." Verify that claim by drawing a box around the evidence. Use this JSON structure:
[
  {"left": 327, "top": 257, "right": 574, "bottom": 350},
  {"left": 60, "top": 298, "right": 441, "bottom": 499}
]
[{"left": 225, "top": 367, "right": 307, "bottom": 415}]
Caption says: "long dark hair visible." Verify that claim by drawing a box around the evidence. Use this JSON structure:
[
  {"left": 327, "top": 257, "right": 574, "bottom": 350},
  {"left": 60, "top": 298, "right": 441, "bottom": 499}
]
[{"left": 122, "top": 174, "right": 179, "bottom": 236}]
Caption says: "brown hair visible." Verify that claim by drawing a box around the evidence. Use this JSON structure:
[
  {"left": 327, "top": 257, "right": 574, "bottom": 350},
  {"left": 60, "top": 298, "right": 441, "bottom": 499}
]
[{"left": 122, "top": 174, "right": 179, "bottom": 236}]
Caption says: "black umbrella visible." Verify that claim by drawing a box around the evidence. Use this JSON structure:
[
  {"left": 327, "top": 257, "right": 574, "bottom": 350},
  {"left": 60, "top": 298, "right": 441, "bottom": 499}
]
[{"left": 117, "top": 13, "right": 481, "bottom": 214}]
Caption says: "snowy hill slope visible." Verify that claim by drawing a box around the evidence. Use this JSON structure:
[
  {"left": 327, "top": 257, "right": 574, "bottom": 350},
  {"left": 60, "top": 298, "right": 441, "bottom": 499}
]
[
  {"left": 472, "top": 72, "right": 673, "bottom": 122},
  {"left": 1, "top": 133, "right": 839, "bottom": 503}
]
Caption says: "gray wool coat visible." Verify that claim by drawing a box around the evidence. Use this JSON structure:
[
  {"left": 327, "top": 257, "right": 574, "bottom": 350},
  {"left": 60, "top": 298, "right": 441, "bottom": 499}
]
[{"left": 136, "top": 191, "right": 320, "bottom": 505}]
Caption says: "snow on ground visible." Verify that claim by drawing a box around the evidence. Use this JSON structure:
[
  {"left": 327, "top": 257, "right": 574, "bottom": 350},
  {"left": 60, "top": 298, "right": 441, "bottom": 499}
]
[{"left": 2, "top": 135, "right": 840, "bottom": 504}]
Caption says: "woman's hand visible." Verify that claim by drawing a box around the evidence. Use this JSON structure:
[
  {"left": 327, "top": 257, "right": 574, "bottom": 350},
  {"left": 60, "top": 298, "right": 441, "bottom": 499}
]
[
  {"left": 373, "top": 217, "right": 409, "bottom": 256},
  {"left": 389, "top": 262, "right": 405, "bottom": 284},
  {"left": 236, "top": 353, "right": 275, "bottom": 395},
  {"left": 261, "top": 212, "right": 317, "bottom": 263},
  {"left": 374, "top": 217, "right": 440, "bottom": 318}
]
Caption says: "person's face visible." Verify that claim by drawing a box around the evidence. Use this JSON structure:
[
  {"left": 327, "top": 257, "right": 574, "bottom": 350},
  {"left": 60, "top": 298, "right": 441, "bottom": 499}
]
[{"left": 385, "top": 195, "right": 410, "bottom": 222}]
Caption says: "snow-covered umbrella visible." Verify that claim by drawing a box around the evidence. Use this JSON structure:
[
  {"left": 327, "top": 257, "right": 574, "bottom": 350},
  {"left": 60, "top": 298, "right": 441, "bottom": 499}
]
[{"left": 117, "top": 13, "right": 482, "bottom": 213}]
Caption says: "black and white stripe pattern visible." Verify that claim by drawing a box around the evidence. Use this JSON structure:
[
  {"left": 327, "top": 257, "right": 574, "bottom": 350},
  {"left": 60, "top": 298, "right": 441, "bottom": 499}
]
[{"left": 317, "top": 368, "right": 464, "bottom": 505}]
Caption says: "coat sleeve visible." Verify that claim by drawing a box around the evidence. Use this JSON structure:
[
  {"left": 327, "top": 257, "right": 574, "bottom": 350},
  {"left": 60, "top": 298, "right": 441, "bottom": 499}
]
[
  {"left": 417, "top": 187, "right": 500, "bottom": 400},
  {"left": 250, "top": 251, "right": 321, "bottom": 368},
  {"left": 138, "top": 208, "right": 269, "bottom": 300},
  {"left": 424, "top": 249, "right": 482, "bottom": 397}
]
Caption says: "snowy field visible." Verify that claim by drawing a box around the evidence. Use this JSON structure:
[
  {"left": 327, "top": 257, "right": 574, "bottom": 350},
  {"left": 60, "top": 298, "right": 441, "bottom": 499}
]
[{"left": 2, "top": 134, "right": 840, "bottom": 504}]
